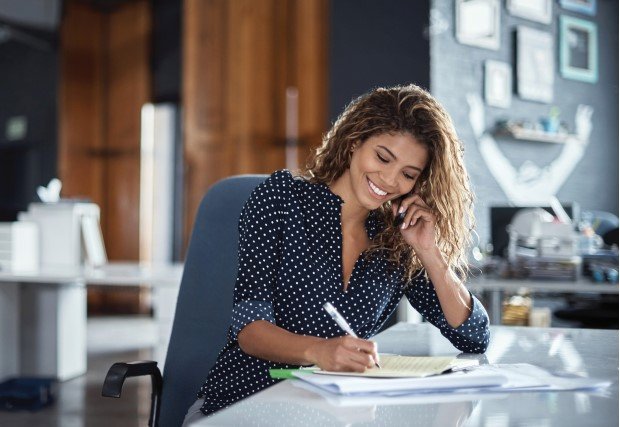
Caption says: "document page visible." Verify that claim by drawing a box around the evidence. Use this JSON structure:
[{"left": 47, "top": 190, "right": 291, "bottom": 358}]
[{"left": 315, "top": 355, "right": 472, "bottom": 378}]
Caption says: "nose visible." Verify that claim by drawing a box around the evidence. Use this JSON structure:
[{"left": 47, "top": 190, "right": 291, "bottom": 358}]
[{"left": 379, "top": 168, "right": 400, "bottom": 192}]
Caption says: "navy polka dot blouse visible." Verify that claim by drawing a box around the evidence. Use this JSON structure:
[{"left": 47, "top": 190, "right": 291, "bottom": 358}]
[{"left": 197, "top": 170, "right": 490, "bottom": 415}]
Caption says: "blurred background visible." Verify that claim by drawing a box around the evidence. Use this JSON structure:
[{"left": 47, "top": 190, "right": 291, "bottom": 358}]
[
  {"left": 0, "top": 0, "right": 617, "bottom": 425},
  {"left": 0, "top": 0, "right": 618, "bottom": 313}
]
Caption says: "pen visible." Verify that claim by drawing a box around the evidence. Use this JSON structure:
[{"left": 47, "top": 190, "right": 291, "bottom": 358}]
[{"left": 323, "top": 302, "right": 381, "bottom": 369}]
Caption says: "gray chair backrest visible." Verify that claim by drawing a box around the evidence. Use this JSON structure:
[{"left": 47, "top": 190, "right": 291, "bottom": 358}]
[{"left": 159, "top": 175, "right": 267, "bottom": 426}]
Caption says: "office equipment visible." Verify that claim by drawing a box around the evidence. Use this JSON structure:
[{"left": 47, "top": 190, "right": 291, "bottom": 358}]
[
  {"left": 0, "top": 221, "right": 38, "bottom": 272},
  {"left": 506, "top": 208, "right": 581, "bottom": 280},
  {"left": 490, "top": 204, "right": 578, "bottom": 258},
  {"left": 194, "top": 323, "right": 618, "bottom": 427},
  {"left": 18, "top": 202, "right": 104, "bottom": 269},
  {"left": 102, "top": 175, "right": 267, "bottom": 427}
]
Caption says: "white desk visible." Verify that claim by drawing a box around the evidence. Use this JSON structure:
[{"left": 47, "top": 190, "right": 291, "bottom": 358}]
[
  {"left": 0, "top": 262, "right": 183, "bottom": 381},
  {"left": 195, "top": 323, "right": 619, "bottom": 427},
  {"left": 466, "top": 275, "right": 619, "bottom": 325}
]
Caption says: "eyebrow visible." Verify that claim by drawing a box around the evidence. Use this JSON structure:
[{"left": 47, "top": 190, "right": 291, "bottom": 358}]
[{"left": 377, "top": 145, "right": 424, "bottom": 173}]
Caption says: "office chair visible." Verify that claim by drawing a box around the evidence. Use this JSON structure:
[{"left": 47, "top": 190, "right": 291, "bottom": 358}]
[{"left": 101, "top": 175, "right": 268, "bottom": 427}]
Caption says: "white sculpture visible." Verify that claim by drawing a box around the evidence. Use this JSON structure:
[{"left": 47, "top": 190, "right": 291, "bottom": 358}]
[{"left": 466, "top": 93, "right": 593, "bottom": 205}]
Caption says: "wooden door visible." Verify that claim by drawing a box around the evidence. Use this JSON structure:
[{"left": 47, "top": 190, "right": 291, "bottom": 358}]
[
  {"left": 59, "top": 0, "right": 151, "bottom": 314},
  {"left": 182, "top": 0, "right": 329, "bottom": 249}
]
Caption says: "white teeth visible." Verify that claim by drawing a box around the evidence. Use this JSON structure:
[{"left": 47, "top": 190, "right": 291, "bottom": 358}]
[{"left": 368, "top": 179, "right": 387, "bottom": 196}]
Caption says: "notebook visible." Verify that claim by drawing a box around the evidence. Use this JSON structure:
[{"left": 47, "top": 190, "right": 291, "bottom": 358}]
[{"left": 314, "top": 355, "right": 479, "bottom": 378}]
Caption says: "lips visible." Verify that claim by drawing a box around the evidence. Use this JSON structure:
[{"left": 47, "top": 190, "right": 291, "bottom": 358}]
[{"left": 367, "top": 177, "right": 389, "bottom": 199}]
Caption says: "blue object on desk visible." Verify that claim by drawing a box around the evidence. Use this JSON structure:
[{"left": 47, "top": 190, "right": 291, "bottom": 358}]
[{"left": 0, "top": 377, "right": 56, "bottom": 412}]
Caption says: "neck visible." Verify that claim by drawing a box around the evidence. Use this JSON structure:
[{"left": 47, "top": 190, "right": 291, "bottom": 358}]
[{"left": 329, "top": 173, "right": 369, "bottom": 231}]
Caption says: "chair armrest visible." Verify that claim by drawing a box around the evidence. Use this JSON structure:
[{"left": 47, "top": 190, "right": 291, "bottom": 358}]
[{"left": 102, "top": 360, "right": 162, "bottom": 427}]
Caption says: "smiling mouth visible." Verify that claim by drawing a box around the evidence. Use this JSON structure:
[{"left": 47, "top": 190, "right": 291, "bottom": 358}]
[{"left": 367, "top": 177, "right": 389, "bottom": 198}]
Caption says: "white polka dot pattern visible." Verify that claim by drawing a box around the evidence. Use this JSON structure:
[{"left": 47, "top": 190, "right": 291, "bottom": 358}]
[{"left": 196, "top": 170, "right": 490, "bottom": 415}]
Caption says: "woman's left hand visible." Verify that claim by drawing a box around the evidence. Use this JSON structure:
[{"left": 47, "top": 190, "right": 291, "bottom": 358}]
[{"left": 392, "top": 194, "right": 438, "bottom": 253}]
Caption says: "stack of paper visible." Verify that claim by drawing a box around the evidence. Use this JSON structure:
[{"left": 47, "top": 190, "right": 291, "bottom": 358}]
[{"left": 293, "top": 356, "right": 611, "bottom": 397}]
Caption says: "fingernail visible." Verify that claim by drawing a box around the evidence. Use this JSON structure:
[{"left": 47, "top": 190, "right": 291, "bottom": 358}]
[
  {"left": 398, "top": 206, "right": 405, "bottom": 214},
  {"left": 401, "top": 222, "right": 407, "bottom": 229}
]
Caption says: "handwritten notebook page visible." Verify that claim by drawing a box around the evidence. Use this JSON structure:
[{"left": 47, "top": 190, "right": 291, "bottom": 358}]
[{"left": 315, "top": 355, "right": 476, "bottom": 378}]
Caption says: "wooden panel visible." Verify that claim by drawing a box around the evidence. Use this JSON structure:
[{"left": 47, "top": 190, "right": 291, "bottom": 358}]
[
  {"left": 104, "top": 0, "right": 151, "bottom": 261},
  {"left": 58, "top": 1, "right": 105, "bottom": 211},
  {"left": 182, "top": 0, "right": 328, "bottom": 251},
  {"left": 59, "top": 0, "right": 152, "bottom": 314},
  {"left": 294, "top": 0, "right": 329, "bottom": 167}
]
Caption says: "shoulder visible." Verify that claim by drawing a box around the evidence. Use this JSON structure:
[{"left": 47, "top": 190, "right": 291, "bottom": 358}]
[
  {"left": 243, "top": 170, "right": 296, "bottom": 215},
  {"left": 251, "top": 170, "right": 294, "bottom": 199}
]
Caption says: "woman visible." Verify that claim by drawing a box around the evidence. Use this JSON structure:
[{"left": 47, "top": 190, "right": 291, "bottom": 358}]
[{"left": 184, "top": 84, "right": 490, "bottom": 422}]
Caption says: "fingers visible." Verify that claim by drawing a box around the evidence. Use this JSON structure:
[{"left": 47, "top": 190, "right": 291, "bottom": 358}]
[
  {"left": 397, "top": 195, "right": 434, "bottom": 230},
  {"left": 331, "top": 337, "right": 379, "bottom": 372}
]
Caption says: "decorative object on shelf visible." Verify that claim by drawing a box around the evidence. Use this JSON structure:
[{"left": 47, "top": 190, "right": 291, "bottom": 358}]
[
  {"left": 495, "top": 120, "right": 573, "bottom": 144},
  {"left": 484, "top": 60, "right": 512, "bottom": 108},
  {"left": 560, "top": 16, "right": 598, "bottom": 83},
  {"left": 507, "top": 0, "right": 552, "bottom": 24},
  {"left": 467, "top": 92, "right": 594, "bottom": 205},
  {"left": 455, "top": 0, "right": 500, "bottom": 50},
  {"left": 560, "top": 0, "right": 597, "bottom": 16},
  {"left": 37, "top": 178, "right": 62, "bottom": 203},
  {"left": 517, "top": 26, "right": 554, "bottom": 103},
  {"left": 540, "top": 106, "right": 561, "bottom": 134}
]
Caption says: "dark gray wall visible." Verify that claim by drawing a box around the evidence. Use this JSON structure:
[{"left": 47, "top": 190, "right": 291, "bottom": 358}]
[
  {"left": 0, "top": 36, "right": 58, "bottom": 220},
  {"left": 152, "top": 0, "right": 181, "bottom": 103},
  {"left": 329, "top": 0, "right": 430, "bottom": 122},
  {"left": 431, "top": 0, "right": 619, "bottom": 247}
]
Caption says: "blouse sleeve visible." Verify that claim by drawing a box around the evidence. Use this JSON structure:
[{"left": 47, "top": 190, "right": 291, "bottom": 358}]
[
  {"left": 404, "top": 276, "right": 490, "bottom": 353},
  {"left": 228, "top": 170, "right": 291, "bottom": 341}
]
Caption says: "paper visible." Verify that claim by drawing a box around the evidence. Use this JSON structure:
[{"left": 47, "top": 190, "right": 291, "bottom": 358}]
[
  {"left": 294, "top": 368, "right": 506, "bottom": 395},
  {"left": 315, "top": 355, "right": 478, "bottom": 378},
  {"left": 293, "top": 363, "right": 611, "bottom": 397}
]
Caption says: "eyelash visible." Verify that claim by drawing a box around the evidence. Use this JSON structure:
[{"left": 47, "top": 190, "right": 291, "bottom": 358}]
[{"left": 376, "top": 153, "right": 416, "bottom": 181}]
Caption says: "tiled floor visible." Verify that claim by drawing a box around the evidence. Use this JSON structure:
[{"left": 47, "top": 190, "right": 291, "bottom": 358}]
[{"left": 0, "top": 317, "right": 160, "bottom": 427}]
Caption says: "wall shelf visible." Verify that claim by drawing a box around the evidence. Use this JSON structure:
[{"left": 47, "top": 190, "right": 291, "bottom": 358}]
[{"left": 494, "top": 125, "right": 581, "bottom": 144}]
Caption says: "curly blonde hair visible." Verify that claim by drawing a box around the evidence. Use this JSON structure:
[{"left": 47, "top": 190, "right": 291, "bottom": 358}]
[{"left": 303, "top": 84, "right": 475, "bottom": 283}]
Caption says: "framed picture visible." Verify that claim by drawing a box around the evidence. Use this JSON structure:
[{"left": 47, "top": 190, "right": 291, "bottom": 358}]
[
  {"left": 456, "top": 0, "right": 500, "bottom": 50},
  {"left": 516, "top": 26, "right": 554, "bottom": 103},
  {"left": 507, "top": 0, "right": 552, "bottom": 24},
  {"left": 485, "top": 60, "right": 512, "bottom": 108},
  {"left": 560, "top": 16, "right": 598, "bottom": 83},
  {"left": 560, "top": 0, "right": 597, "bottom": 16}
]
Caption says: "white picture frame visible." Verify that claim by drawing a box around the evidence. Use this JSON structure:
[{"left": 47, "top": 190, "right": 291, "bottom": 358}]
[
  {"left": 455, "top": 0, "right": 500, "bottom": 50},
  {"left": 516, "top": 26, "right": 554, "bottom": 103},
  {"left": 485, "top": 60, "right": 512, "bottom": 108},
  {"left": 507, "top": 0, "right": 553, "bottom": 24}
]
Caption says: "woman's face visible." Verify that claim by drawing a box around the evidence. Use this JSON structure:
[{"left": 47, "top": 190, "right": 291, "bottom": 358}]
[{"left": 347, "top": 132, "right": 429, "bottom": 210}]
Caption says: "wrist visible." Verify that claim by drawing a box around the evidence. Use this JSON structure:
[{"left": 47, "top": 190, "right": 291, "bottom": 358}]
[
  {"left": 302, "top": 336, "right": 323, "bottom": 366},
  {"left": 416, "top": 245, "right": 443, "bottom": 267}
]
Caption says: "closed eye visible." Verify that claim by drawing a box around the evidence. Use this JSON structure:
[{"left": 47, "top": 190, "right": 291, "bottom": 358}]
[
  {"left": 376, "top": 153, "right": 389, "bottom": 163},
  {"left": 403, "top": 173, "right": 415, "bottom": 180}
]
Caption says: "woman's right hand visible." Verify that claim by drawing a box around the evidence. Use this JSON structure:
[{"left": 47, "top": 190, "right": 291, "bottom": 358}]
[{"left": 305, "top": 336, "right": 379, "bottom": 372}]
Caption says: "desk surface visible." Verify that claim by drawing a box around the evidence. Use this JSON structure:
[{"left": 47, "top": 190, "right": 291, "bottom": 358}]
[
  {"left": 195, "top": 323, "right": 619, "bottom": 427},
  {"left": 0, "top": 261, "right": 184, "bottom": 286},
  {"left": 467, "top": 275, "right": 619, "bottom": 294}
]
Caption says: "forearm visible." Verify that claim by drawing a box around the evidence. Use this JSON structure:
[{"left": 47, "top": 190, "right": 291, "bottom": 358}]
[
  {"left": 418, "top": 247, "right": 472, "bottom": 328},
  {"left": 237, "top": 320, "right": 324, "bottom": 365}
]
